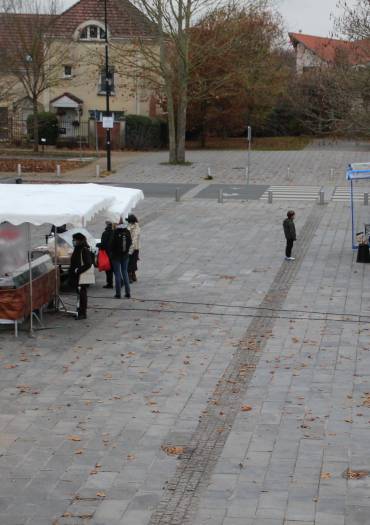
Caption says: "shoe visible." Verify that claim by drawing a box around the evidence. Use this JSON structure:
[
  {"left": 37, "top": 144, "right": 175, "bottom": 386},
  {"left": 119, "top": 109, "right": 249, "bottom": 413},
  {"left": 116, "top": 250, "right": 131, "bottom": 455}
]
[
  {"left": 114, "top": 294, "right": 121, "bottom": 299},
  {"left": 103, "top": 284, "right": 113, "bottom": 289},
  {"left": 285, "top": 256, "right": 295, "bottom": 261},
  {"left": 124, "top": 294, "right": 131, "bottom": 299},
  {"left": 75, "top": 313, "right": 87, "bottom": 320}
]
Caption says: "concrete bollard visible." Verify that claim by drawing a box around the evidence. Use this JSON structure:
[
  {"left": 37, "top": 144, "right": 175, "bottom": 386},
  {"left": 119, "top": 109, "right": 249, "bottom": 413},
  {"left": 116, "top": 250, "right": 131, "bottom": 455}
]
[
  {"left": 56, "top": 164, "right": 61, "bottom": 177},
  {"left": 218, "top": 189, "right": 223, "bottom": 203},
  {"left": 96, "top": 164, "right": 100, "bottom": 178},
  {"left": 330, "top": 168, "right": 334, "bottom": 180},
  {"left": 175, "top": 188, "right": 180, "bottom": 202},
  {"left": 319, "top": 189, "right": 325, "bottom": 205},
  {"left": 364, "top": 192, "right": 369, "bottom": 206},
  {"left": 268, "top": 190, "right": 273, "bottom": 204},
  {"left": 17, "top": 163, "right": 22, "bottom": 177}
]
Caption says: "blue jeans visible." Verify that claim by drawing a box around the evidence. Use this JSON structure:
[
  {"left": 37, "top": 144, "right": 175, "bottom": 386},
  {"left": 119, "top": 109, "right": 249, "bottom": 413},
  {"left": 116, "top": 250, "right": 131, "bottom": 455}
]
[{"left": 112, "top": 256, "right": 130, "bottom": 297}]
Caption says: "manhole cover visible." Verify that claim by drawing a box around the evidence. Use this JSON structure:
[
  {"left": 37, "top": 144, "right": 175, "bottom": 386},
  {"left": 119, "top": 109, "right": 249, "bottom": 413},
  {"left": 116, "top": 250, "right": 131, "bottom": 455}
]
[{"left": 343, "top": 469, "right": 369, "bottom": 479}]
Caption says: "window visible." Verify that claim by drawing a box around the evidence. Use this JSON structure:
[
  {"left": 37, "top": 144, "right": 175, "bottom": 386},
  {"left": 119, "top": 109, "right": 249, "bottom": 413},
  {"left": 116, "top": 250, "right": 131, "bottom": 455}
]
[
  {"left": 63, "top": 65, "right": 72, "bottom": 78},
  {"left": 99, "top": 66, "right": 115, "bottom": 95},
  {"left": 80, "top": 25, "right": 106, "bottom": 41}
]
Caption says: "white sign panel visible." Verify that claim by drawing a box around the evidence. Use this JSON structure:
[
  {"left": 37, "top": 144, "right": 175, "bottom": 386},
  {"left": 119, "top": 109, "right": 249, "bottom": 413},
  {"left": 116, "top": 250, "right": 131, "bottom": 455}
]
[{"left": 102, "top": 116, "right": 114, "bottom": 129}]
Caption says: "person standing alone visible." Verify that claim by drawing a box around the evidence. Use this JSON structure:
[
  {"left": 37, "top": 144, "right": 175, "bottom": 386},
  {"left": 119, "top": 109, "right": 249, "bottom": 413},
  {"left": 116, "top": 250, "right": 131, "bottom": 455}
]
[
  {"left": 283, "top": 210, "right": 296, "bottom": 261},
  {"left": 111, "top": 219, "right": 132, "bottom": 299}
]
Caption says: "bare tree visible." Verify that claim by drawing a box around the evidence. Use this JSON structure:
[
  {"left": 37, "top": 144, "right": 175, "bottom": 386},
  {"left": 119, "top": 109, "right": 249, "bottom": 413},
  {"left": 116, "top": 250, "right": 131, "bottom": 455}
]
[
  {"left": 0, "top": 0, "right": 70, "bottom": 151},
  {"left": 113, "top": 0, "right": 234, "bottom": 163},
  {"left": 335, "top": 0, "right": 370, "bottom": 40}
]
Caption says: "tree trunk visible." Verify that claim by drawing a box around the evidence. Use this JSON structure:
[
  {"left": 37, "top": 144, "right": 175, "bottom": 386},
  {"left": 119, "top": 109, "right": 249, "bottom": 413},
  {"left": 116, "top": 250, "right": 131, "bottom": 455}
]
[
  {"left": 166, "top": 86, "right": 177, "bottom": 163},
  {"left": 176, "top": 76, "right": 188, "bottom": 163},
  {"left": 32, "top": 97, "right": 39, "bottom": 152}
]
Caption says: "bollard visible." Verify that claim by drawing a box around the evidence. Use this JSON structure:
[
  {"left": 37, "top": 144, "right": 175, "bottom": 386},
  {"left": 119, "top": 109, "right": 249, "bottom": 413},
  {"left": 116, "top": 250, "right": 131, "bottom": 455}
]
[
  {"left": 268, "top": 190, "right": 273, "bottom": 204},
  {"left": 96, "top": 164, "right": 100, "bottom": 178},
  {"left": 56, "top": 164, "right": 61, "bottom": 177},
  {"left": 330, "top": 168, "right": 334, "bottom": 180},
  {"left": 218, "top": 189, "right": 223, "bottom": 203},
  {"left": 207, "top": 167, "right": 211, "bottom": 178},
  {"left": 319, "top": 189, "right": 325, "bottom": 205},
  {"left": 287, "top": 166, "right": 291, "bottom": 179},
  {"left": 364, "top": 192, "right": 369, "bottom": 206},
  {"left": 17, "top": 163, "right": 22, "bottom": 177},
  {"left": 175, "top": 188, "right": 180, "bottom": 202}
]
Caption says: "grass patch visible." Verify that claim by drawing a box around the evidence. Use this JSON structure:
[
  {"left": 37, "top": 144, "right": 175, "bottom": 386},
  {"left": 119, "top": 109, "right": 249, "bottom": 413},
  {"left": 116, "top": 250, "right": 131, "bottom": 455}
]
[{"left": 186, "top": 136, "right": 311, "bottom": 151}]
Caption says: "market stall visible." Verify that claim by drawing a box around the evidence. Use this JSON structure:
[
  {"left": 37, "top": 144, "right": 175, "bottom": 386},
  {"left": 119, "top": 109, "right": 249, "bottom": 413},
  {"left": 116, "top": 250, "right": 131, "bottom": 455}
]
[
  {"left": 0, "top": 184, "right": 144, "bottom": 335},
  {"left": 346, "top": 162, "right": 370, "bottom": 249}
]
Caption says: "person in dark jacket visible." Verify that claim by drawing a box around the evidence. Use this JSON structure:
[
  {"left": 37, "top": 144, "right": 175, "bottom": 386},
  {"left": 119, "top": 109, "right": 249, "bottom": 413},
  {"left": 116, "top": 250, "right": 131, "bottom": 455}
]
[
  {"left": 283, "top": 210, "right": 296, "bottom": 261},
  {"left": 100, "top": 221, "right": 114, "bottom": 288},
  {"left": 111, "top": 219, "right": 132, "bottom": 299},
  {"left": 69, "top": 233, "right": 93, "bottom": 319}
]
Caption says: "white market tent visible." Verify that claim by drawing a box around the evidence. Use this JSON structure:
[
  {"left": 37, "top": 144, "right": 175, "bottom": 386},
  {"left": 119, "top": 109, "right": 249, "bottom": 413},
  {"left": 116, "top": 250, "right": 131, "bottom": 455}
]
[
  {"left": 0, "top": 183, "right": 144, "bottom": 333},
  {"left": 0, "top": 183, "right": 144, "bottom": 226}
]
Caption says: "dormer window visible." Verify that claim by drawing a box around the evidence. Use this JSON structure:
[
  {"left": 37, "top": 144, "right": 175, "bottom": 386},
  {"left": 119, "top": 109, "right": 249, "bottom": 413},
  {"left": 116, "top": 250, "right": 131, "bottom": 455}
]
[{"left": 80, "top": 25, "right": 106, "bottom": 41}]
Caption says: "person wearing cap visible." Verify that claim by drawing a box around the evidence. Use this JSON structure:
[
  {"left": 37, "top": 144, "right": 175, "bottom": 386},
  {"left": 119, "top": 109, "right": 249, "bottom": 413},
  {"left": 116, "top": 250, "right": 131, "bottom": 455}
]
[
  {"left": 69, "top": 233, "right": 94, "bottom": 319},
  {"left": 127, "top": 214, "right": 140, "bottom": 283},
  {"left": 283, "top": 210, "right": 296, "bottom": 261},
  {"left": 100, "top": 220, "right": 114, "bottom": 288}
]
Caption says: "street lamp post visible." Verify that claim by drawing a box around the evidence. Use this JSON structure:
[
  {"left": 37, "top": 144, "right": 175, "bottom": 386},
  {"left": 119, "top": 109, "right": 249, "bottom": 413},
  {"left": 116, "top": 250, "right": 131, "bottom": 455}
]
[{"left": 103, "top": 0, "right": 112, "bottom": 172}]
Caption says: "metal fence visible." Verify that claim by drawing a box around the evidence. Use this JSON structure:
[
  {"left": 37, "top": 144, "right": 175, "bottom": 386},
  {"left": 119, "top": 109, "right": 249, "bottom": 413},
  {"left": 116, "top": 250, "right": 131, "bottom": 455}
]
[{"left": 0, "top": 117, "right": 89, "bottom": 145}]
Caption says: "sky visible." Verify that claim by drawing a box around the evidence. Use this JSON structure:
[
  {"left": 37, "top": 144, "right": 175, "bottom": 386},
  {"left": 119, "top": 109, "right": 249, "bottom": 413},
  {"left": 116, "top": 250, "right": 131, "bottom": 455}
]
[{"left": 61, "top": 0, "right": 357, "bottom": 38}]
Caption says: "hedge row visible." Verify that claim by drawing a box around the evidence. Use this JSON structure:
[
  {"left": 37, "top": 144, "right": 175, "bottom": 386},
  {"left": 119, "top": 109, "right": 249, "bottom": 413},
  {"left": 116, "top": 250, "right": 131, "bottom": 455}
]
[{"left": 125, "top": 115, "right": 168, "bottom": 150}]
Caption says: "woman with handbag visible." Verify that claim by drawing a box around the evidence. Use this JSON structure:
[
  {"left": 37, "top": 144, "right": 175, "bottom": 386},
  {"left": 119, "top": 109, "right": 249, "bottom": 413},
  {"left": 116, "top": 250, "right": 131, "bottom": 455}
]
[{"left": 69, "top": 232, "right": 95, "bottom": 320}]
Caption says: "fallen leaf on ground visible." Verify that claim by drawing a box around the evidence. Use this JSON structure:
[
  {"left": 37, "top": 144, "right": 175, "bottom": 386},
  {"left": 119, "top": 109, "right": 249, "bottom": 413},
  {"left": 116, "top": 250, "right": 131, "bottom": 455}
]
[
  {"left": 96, "top": 491, "right": 106, "bottom": 498},
  {"left": 127, "top": 454, "right": 136, "bottom": 460},
  {"left": 345, "top": 469, "right": 369, "bottom": 479},
  {"left": 4, "top": 364, "right": 17, "bottom": 369},
  {"left": 74, "top": 448, "right": 84, "bottom": 455},
  {"left": 161, "top": 446, "right": 184, "bottom": 456},
  {"left": 67, "top": 435, "right": 81, "bottom": 442},
  {"left": 321, "top": 472, "right": 332, "bottom": 479},
  {"left": 241, "top": 405, "right": 252, "bottom": 412}
]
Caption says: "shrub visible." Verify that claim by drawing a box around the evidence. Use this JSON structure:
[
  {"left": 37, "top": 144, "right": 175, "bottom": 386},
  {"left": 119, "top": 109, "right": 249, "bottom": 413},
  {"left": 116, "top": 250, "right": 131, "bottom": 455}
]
[
  {"left": 27, "top": 112, "right": 59, "bottom": 145},
  {"left": 125, "top": 115, "right": 167, "bottom": 149}
]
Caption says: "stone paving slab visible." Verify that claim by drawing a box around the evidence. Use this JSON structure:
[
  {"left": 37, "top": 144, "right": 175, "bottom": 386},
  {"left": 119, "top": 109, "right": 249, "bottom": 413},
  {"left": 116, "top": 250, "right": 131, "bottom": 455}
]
[{"left": 1, "top": 171, "right": 370, "bottom": 525}]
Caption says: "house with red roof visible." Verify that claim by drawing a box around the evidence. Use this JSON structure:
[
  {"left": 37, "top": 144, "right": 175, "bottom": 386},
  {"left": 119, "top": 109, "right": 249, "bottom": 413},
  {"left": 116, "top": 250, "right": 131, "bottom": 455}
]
[
  {"left": 289, "top": 32, "right": 370, "bottom": 74},
  {"left": 0, "top": 0, "right": 159, "bottom": 147}
]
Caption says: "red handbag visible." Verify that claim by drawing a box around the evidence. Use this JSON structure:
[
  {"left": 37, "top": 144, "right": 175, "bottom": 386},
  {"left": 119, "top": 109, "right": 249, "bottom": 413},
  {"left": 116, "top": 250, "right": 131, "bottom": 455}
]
[{"left": 97, "top": 249, "right": 111, "bottom": 272}]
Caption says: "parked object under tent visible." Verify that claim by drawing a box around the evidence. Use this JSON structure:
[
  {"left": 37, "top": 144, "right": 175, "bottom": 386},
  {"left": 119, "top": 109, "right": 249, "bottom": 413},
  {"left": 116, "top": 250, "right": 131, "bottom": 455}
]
[{"left": 0, "top": 184, "right": 144, "bottom": 335}]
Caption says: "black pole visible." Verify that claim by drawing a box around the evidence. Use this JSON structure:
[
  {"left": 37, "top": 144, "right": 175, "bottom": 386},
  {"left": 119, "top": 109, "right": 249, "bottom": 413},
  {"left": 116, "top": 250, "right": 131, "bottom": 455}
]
[{"left": 104, "top": 0, "right": 111, "bottom": 172}]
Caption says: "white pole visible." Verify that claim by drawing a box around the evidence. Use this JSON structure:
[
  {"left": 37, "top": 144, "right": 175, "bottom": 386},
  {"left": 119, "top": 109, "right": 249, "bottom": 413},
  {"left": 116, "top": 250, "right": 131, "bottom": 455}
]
[
  {"left": 96, "top": 164, "right": 100, "bottom": 178},
  {"left": 54, "top": 231, "right": 59, "bottom": 310}
]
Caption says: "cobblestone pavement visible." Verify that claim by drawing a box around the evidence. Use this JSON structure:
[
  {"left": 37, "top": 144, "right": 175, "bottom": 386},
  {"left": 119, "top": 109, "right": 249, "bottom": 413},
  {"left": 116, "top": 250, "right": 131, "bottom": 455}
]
[{"left": 1, "top": 160, "right": 370, "bottom": 525}]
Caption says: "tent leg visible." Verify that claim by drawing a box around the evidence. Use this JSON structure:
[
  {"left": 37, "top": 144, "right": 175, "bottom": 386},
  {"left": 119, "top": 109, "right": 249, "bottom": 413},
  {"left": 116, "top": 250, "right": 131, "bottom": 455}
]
[{"left": 350, "top": 179, "right": 356, "bottom": 249}]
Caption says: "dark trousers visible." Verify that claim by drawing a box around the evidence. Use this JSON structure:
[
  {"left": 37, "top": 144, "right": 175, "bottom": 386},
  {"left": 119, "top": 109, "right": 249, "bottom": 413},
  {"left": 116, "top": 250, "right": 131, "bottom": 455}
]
[
  {"left": 112, "top": 256, "right": 130, "bottom": 297},
  {"left": 286, "top": 239, "right": 294, "bottom": 258},
  {"left": 105, "top": 269, "right": 113, "bottom": 286},
  {"left": 77, "top": 285, "right": 88, "bottom": 315}
]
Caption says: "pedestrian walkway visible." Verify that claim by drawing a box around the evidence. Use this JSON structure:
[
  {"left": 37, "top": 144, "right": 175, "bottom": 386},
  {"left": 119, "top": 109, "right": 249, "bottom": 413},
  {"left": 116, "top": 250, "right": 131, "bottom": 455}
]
[
  {"left": 260, "top": 186, "right": 322, "bottom": 201},
  {"left": 332, "top": 186, "right": 370, "bottom": 202}
]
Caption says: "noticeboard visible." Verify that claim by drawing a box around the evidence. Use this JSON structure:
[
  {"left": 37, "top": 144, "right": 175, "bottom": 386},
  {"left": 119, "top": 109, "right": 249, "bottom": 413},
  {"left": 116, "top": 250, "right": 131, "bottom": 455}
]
[{"left": 102, "top": 117, "right": 114, "bottom": 129}]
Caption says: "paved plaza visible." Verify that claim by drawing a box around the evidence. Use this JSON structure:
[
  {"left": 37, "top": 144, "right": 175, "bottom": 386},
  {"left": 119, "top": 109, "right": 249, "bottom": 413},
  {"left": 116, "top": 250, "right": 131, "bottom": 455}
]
[{"left": 1, "top": 144, "right": 370, "bottom": 525}]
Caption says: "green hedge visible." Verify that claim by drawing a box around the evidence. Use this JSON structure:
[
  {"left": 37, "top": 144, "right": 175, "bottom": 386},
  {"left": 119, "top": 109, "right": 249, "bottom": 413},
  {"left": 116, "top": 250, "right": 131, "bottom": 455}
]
[
  {"left": 125, "top": 115, "right": 167, "bottom": 149},
  {"left": 27, "top": 112, "right": 59, "bottom": 145}
]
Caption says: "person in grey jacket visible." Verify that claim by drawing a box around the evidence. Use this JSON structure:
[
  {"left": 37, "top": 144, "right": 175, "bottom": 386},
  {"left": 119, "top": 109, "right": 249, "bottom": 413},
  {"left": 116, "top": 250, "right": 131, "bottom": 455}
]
[{"left": 283, "top": 210, "right": 296, "bottom": 260}]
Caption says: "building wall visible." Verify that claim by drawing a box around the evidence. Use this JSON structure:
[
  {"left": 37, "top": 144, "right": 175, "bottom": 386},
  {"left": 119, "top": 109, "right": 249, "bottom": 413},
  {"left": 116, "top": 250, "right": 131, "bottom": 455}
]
[
  {"left": 44, "top": 39, "right": 153, "bottom": 121},
  {"left": 295, "top": 42, "right": 325, "bottom": 74}
]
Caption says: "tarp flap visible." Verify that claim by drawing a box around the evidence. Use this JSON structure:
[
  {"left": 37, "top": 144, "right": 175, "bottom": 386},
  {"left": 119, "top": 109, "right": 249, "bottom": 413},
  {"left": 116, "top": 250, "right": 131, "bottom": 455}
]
[{"left": 0, "top": 184, "right": 144, "bottom": 226}]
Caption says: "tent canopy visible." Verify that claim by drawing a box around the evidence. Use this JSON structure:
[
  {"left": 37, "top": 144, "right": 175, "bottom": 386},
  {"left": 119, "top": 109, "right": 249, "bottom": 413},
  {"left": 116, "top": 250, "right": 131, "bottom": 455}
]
[
  {"left": 346, "top": 162, "right": 370, "bottom": 181},
  {"left": 0, "top": 184, "right": 144, "bottom": 226}
]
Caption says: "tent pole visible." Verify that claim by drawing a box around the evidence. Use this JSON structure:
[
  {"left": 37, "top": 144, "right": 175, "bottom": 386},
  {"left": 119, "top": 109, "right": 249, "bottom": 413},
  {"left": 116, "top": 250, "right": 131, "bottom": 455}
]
[
  {"left": 54, "top": 231, "right": 59, "bottom": 311},
  {"left": 351, "top": 178, "right": 354, "bottom": 248},
  {"left": 27, "top": 223, "right": 34, "bottom": 334}
]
